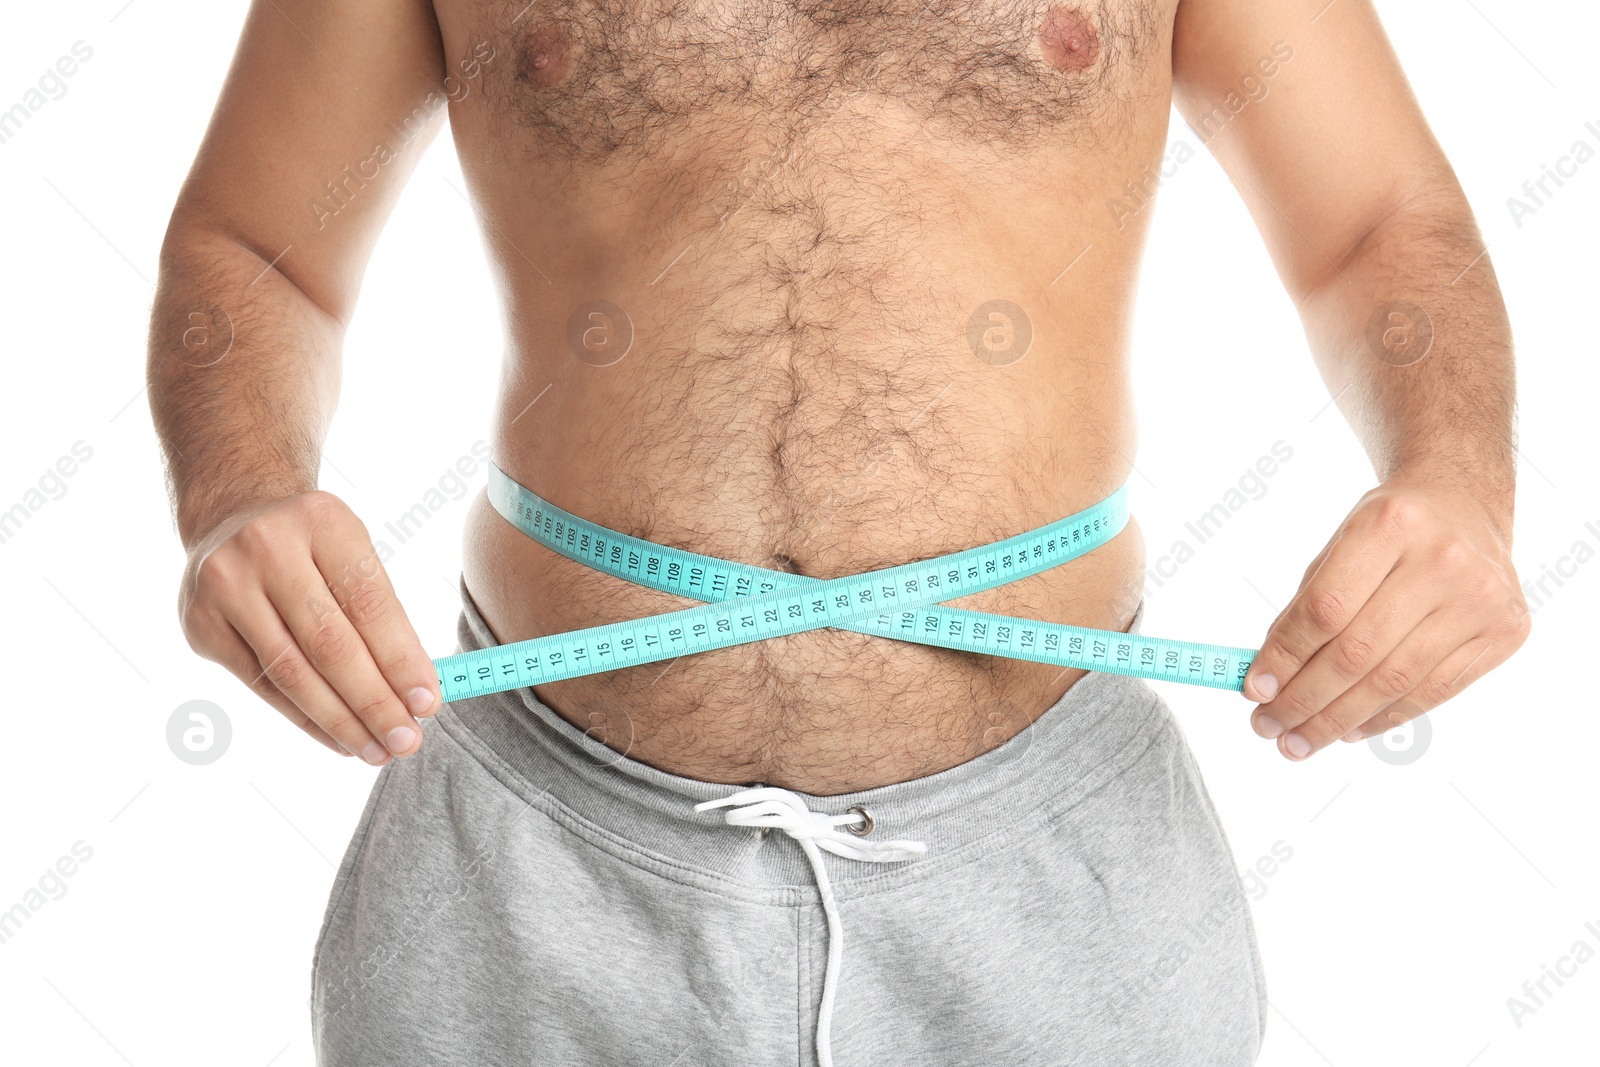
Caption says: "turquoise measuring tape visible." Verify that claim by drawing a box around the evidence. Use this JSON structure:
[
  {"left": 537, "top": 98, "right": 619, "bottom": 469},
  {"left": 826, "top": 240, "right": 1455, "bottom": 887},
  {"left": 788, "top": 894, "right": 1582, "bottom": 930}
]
[{"left": 431, "top": 463, "right": 1257, "bottom": 702}]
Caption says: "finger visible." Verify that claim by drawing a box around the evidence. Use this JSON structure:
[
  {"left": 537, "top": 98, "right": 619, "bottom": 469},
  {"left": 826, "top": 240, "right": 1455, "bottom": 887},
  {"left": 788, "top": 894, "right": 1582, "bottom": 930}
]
[
  {"left": 1345, "top": 626, "right": 1519, "bottom": 741},
  {"left": 1245, "top": 539, "right": 1336, "bottom": 675},
  {"left": 230, "top": 592, "right": 392, "bottom": 765},
  {"left": 209, "top": 621, "right": 352, "bottom": 756},
  {"left": 310, "top": 532, "right": 442, "bottom": 722},
  {"left": 1278, "top": 610, "right": 1461, "bottom": 757},
  {"left": 1251, "top": 560, "right": 1439, "bottom": 743},
  {"left": 1243, "top": 520, "right": 1402, "bottom": 705},
  {"left": 265, "top": 561, "right": 423, "bottom": 762}
]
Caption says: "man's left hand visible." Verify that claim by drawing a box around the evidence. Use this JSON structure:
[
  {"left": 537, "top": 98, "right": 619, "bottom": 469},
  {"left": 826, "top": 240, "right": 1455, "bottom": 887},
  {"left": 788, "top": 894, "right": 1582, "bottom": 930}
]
[{"left": 1243, "top": 475, "right": 1530, "bottom": 760}]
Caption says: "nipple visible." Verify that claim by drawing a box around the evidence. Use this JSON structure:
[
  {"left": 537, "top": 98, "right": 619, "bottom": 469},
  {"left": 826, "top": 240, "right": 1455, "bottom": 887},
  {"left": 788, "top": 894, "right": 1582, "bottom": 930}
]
[
  {"left": 516, "top": 24, "right": 574, "bottom": 87},
  {"left": 1038, "top": 6, "right": 1100, "bottom": 72}
]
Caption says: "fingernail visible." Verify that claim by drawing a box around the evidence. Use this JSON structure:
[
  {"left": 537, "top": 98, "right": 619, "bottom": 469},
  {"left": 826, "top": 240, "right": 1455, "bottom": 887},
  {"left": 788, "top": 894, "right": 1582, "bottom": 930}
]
[
  {"left": 1251, "top": 673, "right": 1279, "bottom": 701},
  {"left": 1253, "top": 713, "right": 1283, "bottom": 739},
  {"left": 405, "top": 687, "right": 437, "bottom": 716},
  {"left": 361, "top": 741, "right": 389, "bottom": 765},
  {"left": 386, "top": 726, "right": 417, "bottom": 754},
  {"left": 1284, "top": 733, "right": 1311, "bottom": 759},
  {"left": 1342, "top": 728, "right": 1365, "bottom": 743}
]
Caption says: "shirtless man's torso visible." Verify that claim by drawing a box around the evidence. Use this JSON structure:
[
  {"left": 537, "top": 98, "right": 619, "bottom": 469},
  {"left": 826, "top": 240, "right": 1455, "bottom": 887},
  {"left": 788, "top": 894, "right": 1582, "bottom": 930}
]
[
  {"left": 453, "top": 0, "right": 1170, "bottom": 792},
  {"left": 151, "top": 1, "right": 1526, "bottom": 1060}
]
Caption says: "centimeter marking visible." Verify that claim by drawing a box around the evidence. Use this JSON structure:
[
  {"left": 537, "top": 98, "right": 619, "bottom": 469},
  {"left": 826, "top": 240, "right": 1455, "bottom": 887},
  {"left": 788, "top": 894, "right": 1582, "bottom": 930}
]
[{"left": 430, "top": 465, "right": 1257, "bottom": 702}]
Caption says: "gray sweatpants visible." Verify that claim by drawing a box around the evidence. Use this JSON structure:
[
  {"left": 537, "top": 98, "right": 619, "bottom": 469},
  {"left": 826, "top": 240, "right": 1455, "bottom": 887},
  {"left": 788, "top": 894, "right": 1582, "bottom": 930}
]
[{"left": 311, "top": 578, "right": 1266, "bottom": 1065}]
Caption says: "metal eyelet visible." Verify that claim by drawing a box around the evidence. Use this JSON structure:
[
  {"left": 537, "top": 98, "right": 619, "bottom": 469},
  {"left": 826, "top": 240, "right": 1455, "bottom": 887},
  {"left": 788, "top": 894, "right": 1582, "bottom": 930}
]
[{"left": 845, "top": 805, "right": 874, "bottom": 836}]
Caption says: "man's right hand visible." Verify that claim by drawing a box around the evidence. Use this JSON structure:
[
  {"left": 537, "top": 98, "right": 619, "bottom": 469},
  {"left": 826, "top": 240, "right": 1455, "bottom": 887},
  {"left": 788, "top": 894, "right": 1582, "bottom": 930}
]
[{"left": 178, "top": 490, "right": 441, "bottom": 765}]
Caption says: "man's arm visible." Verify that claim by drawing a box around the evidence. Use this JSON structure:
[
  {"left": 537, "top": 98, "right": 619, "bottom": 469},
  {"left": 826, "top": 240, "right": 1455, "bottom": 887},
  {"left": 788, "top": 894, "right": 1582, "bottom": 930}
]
[
  {"left": 1170, "top": 0, "right": 1530, "bottom": 758},
  {"left": 150, "top": 0, "right": 451, "bottom": 762}
]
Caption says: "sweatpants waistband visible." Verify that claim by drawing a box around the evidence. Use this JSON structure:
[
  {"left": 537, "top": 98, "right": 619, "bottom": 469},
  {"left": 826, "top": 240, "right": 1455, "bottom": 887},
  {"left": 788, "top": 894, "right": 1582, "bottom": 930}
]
[{"left": 437, "top": 574, "right": 1174, "bottom": 889}]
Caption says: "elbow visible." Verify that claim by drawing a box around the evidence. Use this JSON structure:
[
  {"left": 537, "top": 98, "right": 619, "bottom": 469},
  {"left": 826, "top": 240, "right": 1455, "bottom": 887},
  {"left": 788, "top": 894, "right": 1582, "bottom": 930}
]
[
  {"left": 156, "top": 204, "right": 350, "bottom": 331},
  {"left": 1296, "top": 176, "right": 1480, "bottom": 303}
]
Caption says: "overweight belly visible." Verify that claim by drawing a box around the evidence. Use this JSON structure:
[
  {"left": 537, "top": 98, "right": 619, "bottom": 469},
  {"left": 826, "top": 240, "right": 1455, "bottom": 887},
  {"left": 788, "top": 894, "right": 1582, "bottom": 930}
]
[
  {"left": 463, "top": 490, "right": 1145, "bottom": 793},
  {"left": 454, "top": 87, "right": 1159, "bottom": 791},
  {"left": 461, "top": 321, "right": 1147, "bottom": 793}
]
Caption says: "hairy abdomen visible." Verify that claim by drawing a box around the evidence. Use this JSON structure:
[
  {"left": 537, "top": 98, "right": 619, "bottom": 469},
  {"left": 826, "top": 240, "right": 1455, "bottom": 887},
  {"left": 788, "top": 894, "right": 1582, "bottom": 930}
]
[{"left": 443, "top": 0, "right": 1172, "bottom": 791}]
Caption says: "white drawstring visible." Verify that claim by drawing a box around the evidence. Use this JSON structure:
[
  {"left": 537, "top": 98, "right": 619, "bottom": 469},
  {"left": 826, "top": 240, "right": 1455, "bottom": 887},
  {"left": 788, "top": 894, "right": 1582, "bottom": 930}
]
[{"left": 694, "top": 787, "right": 927, "bottom": 1067}]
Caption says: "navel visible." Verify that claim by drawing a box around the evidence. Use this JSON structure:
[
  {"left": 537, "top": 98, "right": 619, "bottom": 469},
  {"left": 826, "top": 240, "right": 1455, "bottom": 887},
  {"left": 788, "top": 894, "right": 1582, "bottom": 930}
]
[
  {"left": 515, "top": 23, "right": 575, "bottom": 87},
  {"left": 1038, "top": 5, "right": 1100, "bottom": 72}
]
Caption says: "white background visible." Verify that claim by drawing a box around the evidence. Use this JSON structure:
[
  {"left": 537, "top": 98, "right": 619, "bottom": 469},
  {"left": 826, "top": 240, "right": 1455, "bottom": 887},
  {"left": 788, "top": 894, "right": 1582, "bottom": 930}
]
[{"left": 1, "top": 1, "right": 1596, "bottom": 1064}]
